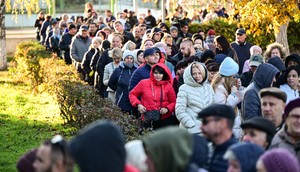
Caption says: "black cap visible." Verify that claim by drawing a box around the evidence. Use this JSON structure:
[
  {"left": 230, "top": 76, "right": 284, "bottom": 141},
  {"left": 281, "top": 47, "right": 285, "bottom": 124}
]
[
  {"left": 241, "top": 116, "right": 276, "bottom": 145},
  {"left": 198, "top": 104, "right": 235, "bottom": 121},
  {"left": 236, "top": 28, "right": 246, "bottom": 35},
  {"left": 80, "top": 25, "right": 88, "bottom": 31}
]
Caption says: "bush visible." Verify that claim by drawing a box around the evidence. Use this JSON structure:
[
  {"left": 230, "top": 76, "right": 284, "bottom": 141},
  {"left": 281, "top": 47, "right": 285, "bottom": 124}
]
[
  {"left": 10, "top": 41, "right": 51, "bottom": 90},
  {"left": 39, "top": 57, "right": 145, "bottom": 141}
]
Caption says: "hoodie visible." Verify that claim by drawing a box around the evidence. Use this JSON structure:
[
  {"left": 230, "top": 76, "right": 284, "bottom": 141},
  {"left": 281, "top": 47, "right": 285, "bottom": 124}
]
[
  {"left": 143, "top": 127, "right": 193, "bottom": 172},
  {"left": 242, "top": 63, "right": 279, "bottom": 120},
  {"left": 175, "top": 61, "right": 214, "bottom": 134},
  {"left": 226, "top": 142, "right": 264, "bottom": 172},
  {"left": 69, "top": 120, "right": 125, "bottom": 172}
]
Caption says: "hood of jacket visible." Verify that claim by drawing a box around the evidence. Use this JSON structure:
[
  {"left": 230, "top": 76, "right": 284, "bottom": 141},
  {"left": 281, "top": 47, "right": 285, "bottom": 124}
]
[
  {"left": 183, "top": 61, "right": 208, "bottom": 87},
  {"left": 142, "top": 127, "right": 193, "bottom": 172},
  {"left": 150, "top": 63, "right": 173, "bottom": 85},
  {"left": 228, "top": 142, "right": 264, "bottom": 172},
  {"left": 267, "top": 56, "right": 286, "bottom": 71},
  {"left": 69, "top": 120, "right": 125, "bottom": 172},
  {"left": 253, "top": 63, "right": 279, "bottom": 89},
  {"left": 133, "top": 49, "right": 143, "bottom": 64}
]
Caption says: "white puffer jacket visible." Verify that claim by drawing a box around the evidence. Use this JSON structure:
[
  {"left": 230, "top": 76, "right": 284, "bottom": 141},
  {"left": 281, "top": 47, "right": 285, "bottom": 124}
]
[{"left": 176, "top": 62, "right": 214, "bottom": 134}]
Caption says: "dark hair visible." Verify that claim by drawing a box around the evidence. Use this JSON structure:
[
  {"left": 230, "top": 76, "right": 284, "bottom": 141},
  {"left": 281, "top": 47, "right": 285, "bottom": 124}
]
[
  {"left": 152, "top": 65, "right": 169, "bottom": 81},
  {"left": 215, "top": 35, "right": 230, "bottom": 53},
  {"left": 284, "top": 65, "right": 300, "bottom": 83},
  {"left": 176, "top": 60, "right": 188, "bottom": 71},
  {"left": 206, "top": 62, "right": 219, "bottom": 72},
  {"left": 185, "top": 55, "right": 201, "bottom": 64}
]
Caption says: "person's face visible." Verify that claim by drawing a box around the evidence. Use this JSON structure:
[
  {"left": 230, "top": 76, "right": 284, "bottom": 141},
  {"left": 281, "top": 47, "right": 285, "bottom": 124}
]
[
  {"left": 164, "top": 37, "right": 172, "bottom": 45},
  {"left": 112, "top": 36, "right": 122, "bottom": 48},
  {"left": 170, "top": 30, "right": 178, "bottom": 37},
  {"left": 119, "top": 13, "right": 125, "bottom": 19},
  {"left": 252, "top": 49, "right": 261, "bottom": 55},
  {"left": 105, "top": 11, "right": 111, "bottom": 17},
  {"left": 256, "top": 159, "right": 267, "bottom": 172},
  {"left": 236, "top": 33, "right": 246, "bottom": 43},
  {"left": 201, "top": 117, "right": 223, "bottom": 142},
  {"left": 103, "top": 29, "right": 111, "bottom": 37},
  {"left": 180, "top": 43, "right": 191, "bottom": 57},
  {"left": 166, "top": 46, "right": 172, "bottom": 56},
  {"left": 153, "top": 70, "right": 164, "bottom": 81},
  {"left": 242, "top": 128, "right": 268, "bottom": 149},
  {"left": 287, "top": 69, "right": 299, "bottom": 88},
  {"left": 114, "top": 23, "right": 123, "bottom": 33},
  {"left": 208, "top": 70, "right": 217, "bottom": 82},
  {"left": 144, "top": 41, "right": 154, "bottom": 49},
  {"left": 192, "top": 67, "right": 203, "bottom": 83},
  {"left": 153, "top": 32, "right": 162, "bottom": 42},
  {"left": 145, "top": 52, "right": 159, "bottom": 65},
  {"left": 69, "top": 28, "right": 77, "bottom": 36},
  {"left": 227, "top": 159, "right": 241, "bottom": 172},
  {"left": 137, "top": 53, "right": 145, "bottom": 64},
  {"left": 33, "top": 145, "right": 52, "bottom": 172},
  {"left": 140, "top": 26, "right": 146, "bottom": 37},
  {"left": 113, "top": 55, "right": 121, "bottom": 63},
  {"left": 89, "top": 24, "right": 97, "bottom": 33},
  {"left": 134, "top": 28, "right": 140, "bottom": 38},
  {"left": 286, "top": 107, "right": 300, "bottom": 136},
  {"left": 81, "top": 30, "right": 89, "bottom": 37},
  {"left": 93, "top": 40, "right": 101, "bottom": 49},
  {"left": 181, "top": 25, "right": 189, "bottom": 33},
  {"left": 194, "top": 39, "right": 203, "bottom": 48},
  {"left": 271, "top": 48, "right": 281, "bottom": 58},
  {"left": 287, "top": 60, "right": 299, "bottom": 68},
  {"left": 261, "top": 95, "right": 285, "bottom": 126},
  {"left": 124, "top": 56, "right": 134, "bottom": 64},
  {"left": 177, "top": 67, "right": 186, "bottom": 76}
]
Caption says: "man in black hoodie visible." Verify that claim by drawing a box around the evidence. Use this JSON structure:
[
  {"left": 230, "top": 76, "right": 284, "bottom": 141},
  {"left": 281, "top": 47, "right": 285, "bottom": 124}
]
[{"left": 59, "top": 24, "right": 77, "bottom": 64}]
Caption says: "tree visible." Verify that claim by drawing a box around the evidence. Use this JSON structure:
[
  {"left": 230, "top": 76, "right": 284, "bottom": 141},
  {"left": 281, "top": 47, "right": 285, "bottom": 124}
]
[
  {"left": 231, "top": 0, "right": 300, "bottom": 54},
  {"left": 0, "top": 0, "right": 51, "bottom": 71}
]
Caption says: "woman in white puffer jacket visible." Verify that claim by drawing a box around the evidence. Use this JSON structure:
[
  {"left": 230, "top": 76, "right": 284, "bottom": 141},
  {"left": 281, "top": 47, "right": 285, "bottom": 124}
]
[{"left": 176, "top": 61, "right": 214, "bottom": 134}]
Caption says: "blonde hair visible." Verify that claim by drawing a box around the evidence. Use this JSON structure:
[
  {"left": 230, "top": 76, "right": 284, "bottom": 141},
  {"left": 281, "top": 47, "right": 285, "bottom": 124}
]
[
  {"left": 108, "top": 47, "right": 123, "bottom": 59},
  {"left": 211, "top": 73, "right": 235, "bottom": 94},
  {"left": 122, "top": 40, "right": 136, "bottom": 51},
  {"left": 91, "top": 37, "right": 103, "bottom": 49}
]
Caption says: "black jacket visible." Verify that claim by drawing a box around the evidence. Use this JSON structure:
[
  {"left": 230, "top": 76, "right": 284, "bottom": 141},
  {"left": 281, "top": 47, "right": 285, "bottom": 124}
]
[{"left": 59, "top": 33, "right": 74, "bottom": 64}]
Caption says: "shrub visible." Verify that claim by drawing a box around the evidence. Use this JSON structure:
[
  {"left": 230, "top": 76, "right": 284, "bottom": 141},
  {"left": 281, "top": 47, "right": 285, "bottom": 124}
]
[
  {"left": 39, "top": 57, "right": 145, "bottom": 141},
  {"left": 10, "top": 41, "right": 51, "bottom": 90}
]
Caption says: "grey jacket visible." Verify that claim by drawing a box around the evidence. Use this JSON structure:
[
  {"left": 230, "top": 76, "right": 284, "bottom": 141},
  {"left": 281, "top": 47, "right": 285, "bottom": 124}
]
[
  {"left": 270, "top": 125, "right": 300, "bottom": 163},
  {"left": 70, "top": 35, "right": 92, "bottom": 63}
]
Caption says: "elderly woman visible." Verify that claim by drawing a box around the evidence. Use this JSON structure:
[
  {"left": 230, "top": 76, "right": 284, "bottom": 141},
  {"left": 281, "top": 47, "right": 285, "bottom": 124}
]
[{"left": 264, "top": 42, "right": 286, "bottom": 61}]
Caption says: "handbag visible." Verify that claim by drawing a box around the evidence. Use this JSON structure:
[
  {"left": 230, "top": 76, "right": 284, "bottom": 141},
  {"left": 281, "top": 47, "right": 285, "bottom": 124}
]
[{"left": 143, "top": 85, "right": 163, "bottom": 123}]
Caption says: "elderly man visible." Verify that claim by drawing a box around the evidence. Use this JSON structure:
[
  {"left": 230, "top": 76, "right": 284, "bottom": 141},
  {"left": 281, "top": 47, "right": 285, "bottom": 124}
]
[
  {"left": 260, "top": 87, "right": 286, "bottom": 131},
  {"left": 231, "top": 28, "right": 252, "bottom": 74},
  {"left": 199, "top": 104, "right": 237, "bottom": 172},
  {"left": 241, "top": 116, "right": 276, "bottom": 149},
  {"left": 33, "top": 135, "right": 74, "bottom": 172},
  {"left": 270, "top": 98, "right": 300, "bottom": 163}
]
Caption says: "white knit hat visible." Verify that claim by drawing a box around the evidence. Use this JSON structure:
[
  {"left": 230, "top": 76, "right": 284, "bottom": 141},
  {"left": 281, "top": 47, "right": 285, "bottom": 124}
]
[
  {"left": 122, "top": 50, "right": 135, "bottom": 60},
  {"left": 219, "top": 57, "right": 239, "bottom": 76}
]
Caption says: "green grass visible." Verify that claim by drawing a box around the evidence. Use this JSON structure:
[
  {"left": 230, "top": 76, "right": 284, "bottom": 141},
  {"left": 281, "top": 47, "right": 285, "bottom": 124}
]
[{"left": 0, "top": 71, "right": 75, "bottom": 171}]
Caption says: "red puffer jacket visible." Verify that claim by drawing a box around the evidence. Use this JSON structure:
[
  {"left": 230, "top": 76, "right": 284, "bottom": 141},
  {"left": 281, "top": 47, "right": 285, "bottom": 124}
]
[{"left": 129, "top": 63, "right": 176, "bottom": 120}]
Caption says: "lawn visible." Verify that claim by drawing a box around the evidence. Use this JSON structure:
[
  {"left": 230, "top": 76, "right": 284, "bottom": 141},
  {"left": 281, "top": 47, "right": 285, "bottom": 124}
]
[{"left": 0, "top": 71, "right": 75, "bottom": 171}]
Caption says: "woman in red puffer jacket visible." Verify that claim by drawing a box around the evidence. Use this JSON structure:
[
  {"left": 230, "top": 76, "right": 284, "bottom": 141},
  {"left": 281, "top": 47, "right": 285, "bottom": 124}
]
[{"left": 129, "top": 63, "right": 176, "bottom": 130}]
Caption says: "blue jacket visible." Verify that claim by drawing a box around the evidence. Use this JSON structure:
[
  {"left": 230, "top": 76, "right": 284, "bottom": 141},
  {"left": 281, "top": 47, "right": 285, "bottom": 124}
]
[
  {"left": 242, "top": 63, "right": 279, "bottom": 120},
  {"left": 108, "top": 62, "right": 138, "bottom": 112},
  {"left": 128, "top": 64, "right": 152, "bottom": 91},
  {"left": 209, "top": 135, "right": 237, "bottom": 172},
  {"left": 231, "top": 41, "right": 252, "bottom": 74}
]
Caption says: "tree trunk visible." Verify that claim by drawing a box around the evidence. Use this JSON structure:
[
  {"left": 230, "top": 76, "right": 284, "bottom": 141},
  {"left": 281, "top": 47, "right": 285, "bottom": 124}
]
[
  {"left": 0, "top": 0, "right": 7, "bottom": 71},
  {"left": 275, "top": 21, "right": 290, "bottom": 55}
]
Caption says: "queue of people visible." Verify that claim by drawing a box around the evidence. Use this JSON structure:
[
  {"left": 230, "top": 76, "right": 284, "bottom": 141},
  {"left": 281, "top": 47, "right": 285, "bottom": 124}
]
[{"left": 26, "top": 2, "right": 300, "bottom": 172}]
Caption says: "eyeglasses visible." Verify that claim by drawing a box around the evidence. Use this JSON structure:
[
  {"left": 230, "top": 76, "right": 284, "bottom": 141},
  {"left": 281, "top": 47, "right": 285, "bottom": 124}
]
[{"left": 202, "top": 117, "right": 221, "bottom": 125}]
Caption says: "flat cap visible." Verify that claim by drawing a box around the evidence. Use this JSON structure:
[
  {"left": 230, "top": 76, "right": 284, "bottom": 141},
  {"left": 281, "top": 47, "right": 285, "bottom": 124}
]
[
  {"left": 259, "top": 87, "right": 287, "bottom": 103},
  {"left": 198, "top": 104, "right": 235, "bottom": 121}
]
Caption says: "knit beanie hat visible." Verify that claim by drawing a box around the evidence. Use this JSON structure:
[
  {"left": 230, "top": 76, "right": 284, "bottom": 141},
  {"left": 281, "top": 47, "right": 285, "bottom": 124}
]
[
  {"left": 122, "top": 50, "right": 135, "bottom": 60},
  {"left": 16, "top": 148, "right": 37, "bottom": 172},
  {"left": 284, "top": 98, "right": 300, "bottom": 117},
  {"left": 267, "top": 56, "right": 286, "bottom": 71},
  {"left": 260, "top": 148, "right": 300, "bottom": 172},
  {"left": 219, "top": 57, "right": 239, "bottom": 76},
  {"left": 200, "top": 50, "right": 215, "bottom": 63},
  {"left": 214, "top": 54, "right": 227, "bottom": 65}
]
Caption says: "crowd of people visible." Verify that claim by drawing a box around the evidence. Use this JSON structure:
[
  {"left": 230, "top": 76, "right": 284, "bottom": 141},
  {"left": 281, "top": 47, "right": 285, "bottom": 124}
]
[{"left": 22, "top": 2, "right": 300, "bottom": 172}]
